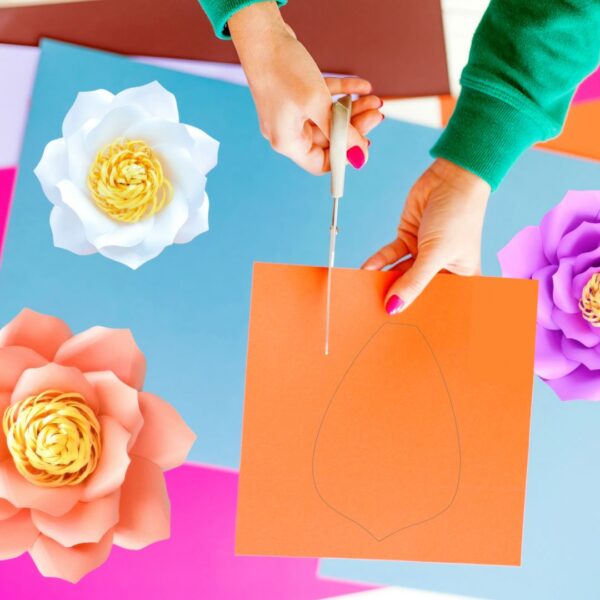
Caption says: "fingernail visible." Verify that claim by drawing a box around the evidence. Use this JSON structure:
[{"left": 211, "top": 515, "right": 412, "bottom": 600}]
[
  {"left": 347, "top": 146, "right": 366, "bottom": 169},
  {"left": 378, "top": 98, "right": 384, "bottom": 108},
  {"left": 385, "top": 295, "right": 404, "bottom": 315},
  {"left": 367, "top": 139, "right": 371, "bottom": 147}
]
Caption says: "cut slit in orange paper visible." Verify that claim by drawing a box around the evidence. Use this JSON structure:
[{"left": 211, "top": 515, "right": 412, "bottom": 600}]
[{"left": 237, "top": 264, "right": 538, "bottom": 565}]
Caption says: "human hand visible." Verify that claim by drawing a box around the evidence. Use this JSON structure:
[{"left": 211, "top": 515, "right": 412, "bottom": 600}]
[
  {"left": 229, "top": 2, "right": 384, "bottom": 174},
  {"left": 362, "top": 158, "right": 491, "bottom": 313}
]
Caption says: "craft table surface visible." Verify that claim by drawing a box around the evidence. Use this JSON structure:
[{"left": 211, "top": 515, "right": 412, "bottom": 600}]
[{"left": 3, "top": 40, "right": 600, "bottom": 599}]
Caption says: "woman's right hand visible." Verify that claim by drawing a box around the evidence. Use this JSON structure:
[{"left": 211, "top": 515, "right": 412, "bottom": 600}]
[{"left": 229, "top": 2, "right": 384, "bottom": 175}]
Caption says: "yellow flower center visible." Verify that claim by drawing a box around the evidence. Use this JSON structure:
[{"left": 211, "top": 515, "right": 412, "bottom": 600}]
[
  {"left": 87, "top": 138, "right": 173, "bottom": 223},
  {"left": 2, "top": 390, "right": 101, "bottom": 487},
  {"left": 580, "top": 273, "right": 600, "bottom": 327}
]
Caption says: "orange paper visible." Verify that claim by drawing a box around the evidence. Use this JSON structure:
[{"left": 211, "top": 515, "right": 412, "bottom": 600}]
[{"left": 237, "top": 264, "right": 538, "bottom": 566}]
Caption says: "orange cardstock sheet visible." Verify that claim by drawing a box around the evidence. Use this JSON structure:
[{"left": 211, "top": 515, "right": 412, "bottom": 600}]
[{"left": 236, "top": 264, "right": 538, "bottom": 566}]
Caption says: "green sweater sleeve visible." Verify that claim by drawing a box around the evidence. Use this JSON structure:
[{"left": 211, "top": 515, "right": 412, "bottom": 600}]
[
  {"left": 431, "top": 0, "right": 600, "bottom": 189},
  {"left": 199, "top": 0, "right": 287, "bottom": 40}
]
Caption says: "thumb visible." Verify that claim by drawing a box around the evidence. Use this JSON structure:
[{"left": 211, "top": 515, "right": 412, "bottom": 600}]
[
  {"left": 384, "top": 249, "right": 443, "bottom": 315},
  {"left": 346, "top": 123, "right": 369, "bottom": 170}
]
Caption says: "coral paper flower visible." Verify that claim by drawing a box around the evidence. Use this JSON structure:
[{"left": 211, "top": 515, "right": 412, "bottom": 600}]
[
  {"left": 499, "top": 190, "right": 600, "bottom": 401},
  {"left": 34, "top": 82, "right": 219, "bottom": 269},
  {"left": 0, "top": 309, "right": 196, "bottom": 582}
]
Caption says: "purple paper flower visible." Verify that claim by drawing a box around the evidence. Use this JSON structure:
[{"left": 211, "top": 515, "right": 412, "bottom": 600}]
[{"left": 498, "top": 190, "right": 600, "bottom": 401}]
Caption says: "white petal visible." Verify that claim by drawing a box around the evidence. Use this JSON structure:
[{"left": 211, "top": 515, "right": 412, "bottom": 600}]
[
  {"left": 185, "top": 125, "right": 219, "bottom": 174},
  {"left": 112, "top": 82, "right": 178, "bottom": 123},
  {"left": 84, "top": 105, "right": 150, "bottom": 156},
  {"left": 50, "top": 206, "right": 96, "bottom": 255},
  {"left": 34, "top": 138, "right": 69, "bottom": 206},
  {"left": 174, "top": 193, "right": 209, "bottom": 244},
  {"left": 62, "top": 89, "right": 114, "bottom": 138},
  {"left": 123, "top": 118, "right": 194, "bottom": 151},
  {"left": 56, "top": 180, "right": 151, "bottom": 250},
  {"left": 153, "top": 144, "right": 207, "bottom": 201},
  {"left": 66, "top": 126, "right": 98, "bottom": 192}
]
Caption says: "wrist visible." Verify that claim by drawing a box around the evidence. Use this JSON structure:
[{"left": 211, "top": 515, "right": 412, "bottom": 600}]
[
  {"left": 430, "top": 158, "right": 491, "bottom": 196},
  {"left": 229, "top": 2, "right": 287, "bottom": 51}
]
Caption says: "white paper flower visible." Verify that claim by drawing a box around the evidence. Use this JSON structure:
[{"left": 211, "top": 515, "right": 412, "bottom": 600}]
[{"left": 34, "top": 82, "right": 219, "bottom": 269}]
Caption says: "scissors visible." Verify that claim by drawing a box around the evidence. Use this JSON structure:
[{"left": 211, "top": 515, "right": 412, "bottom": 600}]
[{"left": 324, "top": 94, "right": 352, "bottom": 355}]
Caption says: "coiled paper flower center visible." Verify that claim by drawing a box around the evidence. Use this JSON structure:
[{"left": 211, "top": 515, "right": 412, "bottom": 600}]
[
  {"left": 87, "top": 138, "right": 172, "bottom": 223},
  {"left": 2, "top": 390, "right": 101, "bottom": 487},
  {"left": 580, "top": 273, "right": 600, "bottom": 327}
]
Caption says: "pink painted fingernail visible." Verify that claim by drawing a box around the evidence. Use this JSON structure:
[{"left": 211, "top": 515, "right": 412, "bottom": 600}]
[
  {"left": 367, "top": 139, "right": 371, "bottom": 147},
  {"left": 347, "top": 146, "right": 366, "bottom": 169},
  {"left": 385, "top": 295, "right": 404, "bottom": 315}
]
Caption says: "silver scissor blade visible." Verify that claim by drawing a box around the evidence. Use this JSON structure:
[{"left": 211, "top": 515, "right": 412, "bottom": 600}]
[{"left": 325, "top": 197, "right": 339, "bottom": 355}]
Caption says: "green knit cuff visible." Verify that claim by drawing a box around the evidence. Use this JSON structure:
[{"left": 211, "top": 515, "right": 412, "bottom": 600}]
[
  {"left": 203, "top": 0, "right": 288, "bottom": 40},
  {"left": 430, "top": 86, "right": 544, "bottom": 190}
]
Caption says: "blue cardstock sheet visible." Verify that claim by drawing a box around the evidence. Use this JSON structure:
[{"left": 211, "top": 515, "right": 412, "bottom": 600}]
[{"left": 4, "top": 39, "right": 600, "bottom": 600}]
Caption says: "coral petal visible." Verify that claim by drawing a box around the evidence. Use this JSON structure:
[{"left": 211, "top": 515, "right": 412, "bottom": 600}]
[
  {"left": 32, "top": 491, "right": 120, "bottom": 547},
  {"left": 10, "top": 363, "right": 98, "bottom": 414},
  {"left": 113, "top": 456, "right": 170, "bottom": 550},
  {"left": 0, "top": 498, "right": 19, "bottom": 520},
  {"left": 30, "top": 530, "right": 114, "bottom": 583},
  {"left": 82, "top": 416, "right": 131, "bottom": 502},
  {"left": 0, "top": 510, "right": 39, "bottom": 559},
  {"left": 56, "top": 327, "right": 146, "bottom": 390},
  {"left": 0, "top": 309, "right": 72, "bottom": 361},
  {"left": 131, "top": 392, "right": 196, "bottom": 470},
  {"left": 0, "top": 347, "right": 47, "bottom": 393},
  {"left": 86, "top": 371, "right": 143, "bottom": 447},
  {"left": 0, "top": 460, "right": 81, "bottom": 517}
]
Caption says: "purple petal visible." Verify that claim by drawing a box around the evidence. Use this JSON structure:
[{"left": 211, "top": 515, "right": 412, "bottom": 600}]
[
  {"left": 562, "top": 337, "right": 600, "bottom": 370},
  {"left": 498, "top": 226, "right": 549, "bottom": 278},
  {"left": 532, "top": 265, "right": 560, "bottom": 330},
  {"left": 553, "top": 308, "right": 600, "bottom": 348},
  {"left": 534, "top": 327, "right": 579, "bottom": 379},
  {"left": 546, "top": 364, "right": 600, "bottom": 401},
  {"left": 552, "top": 258, "right": 579, "bottom": 314},
  {"left": 539, "top": 191, "right": 600, "bottom": 263},
  {"left": 557, "top": 221, "right": 600, "bottom": 259},
  {"left": 572, "top": 267, "right": 600, "bottom": 300},
  {"left": 574, "top": 246, "right": 600, "bottom": 275}
]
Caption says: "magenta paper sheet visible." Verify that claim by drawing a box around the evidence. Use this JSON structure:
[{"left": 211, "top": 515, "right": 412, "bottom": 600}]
[{"left": 0, "top": 464, "right": 374, "bottom": 599}]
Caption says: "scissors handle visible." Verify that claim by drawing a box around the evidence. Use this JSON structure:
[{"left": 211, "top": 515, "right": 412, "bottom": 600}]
[{"left": 330, "top": 95, "right": 352, "bottom": 200}]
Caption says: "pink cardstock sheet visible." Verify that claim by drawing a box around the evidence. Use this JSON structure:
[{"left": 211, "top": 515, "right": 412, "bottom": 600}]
[
  {"left": 0, "top": 464, "right": 375, "bottom": 599},
  {"left": 0, "top": 167, "right": 16, "bottom": 263}
]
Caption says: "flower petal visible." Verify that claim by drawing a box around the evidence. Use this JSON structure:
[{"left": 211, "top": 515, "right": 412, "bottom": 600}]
[
  {"left": 113, "top": 456, "right": 170, "bottom": 550},
  {"left": 33, "top": 138, "right": 69, "bottom": 206},
  {"left": 11, "top": 363, "right": 98, "bottom": 414},
  {"left": 123, "top": 118, "right": 194, "bottom": 152},
  {"left": 534, "top": 327, "right": 579, "bottom": 379},
  {"left": 552, "top": 258, "right": 579, "bottom": 314},
  {"left": 562, "top": 337, "right": 600, "bottom": 370},
  {"left": 0, "top": 459, "right": 81, "bottom": 516},
  {"left": 0, "top": 510, "right": 38, "bottom": 559},
  {"left": 32, "top": 490, "right": 120, "bottom": 547},
  {"left": 30, "top": 529, "right": 114, "bottom": 584},
  {"left": 81, "top": 416, "right": 131, "bottom": 502},
  {"left": 62, "top": 89, "right": 114, "bottom": 138},
  {"left": 532, "top": 265, "right": 560, "bottom": 331},
  {"left": 84, "top": 105, "right": 150, "bottom": 157},
  {"left": 0, "top": 392, "right": 11, "bottom": 462},
  {"left": 572, "top": 266, "right": 600, "bottom": 300},
  {"left": 557, "top": 221, "right": 600, "bottom": 260},
  {"left": 56, "top": 179, "right": 152, "bottom": 251},
  {"left": 86, "top": 371, "right": 143, "bottom": 447},
  {"left": 55, "top": 326, "right": 146, "bottom": 390},
  {"left": 0, "top": 498, "right": 19, "bottom": 520},
  {"left": 553, "top": 309, "right": 600, "bottom": 348},
  {"left": 0, "top": 309, "right": 72, "bottom": 361},
  {"left": 0, "top": 347, "right": 47, "bottom": 393},
  {"left": 574, "top": 246, "right": 600, "bottom": 275},
  {"left": 50, "top": 206, "right": 97, "bottom": 255},
  {"left": 131, "top": 392, "right": 195, "bottom": 470},
  {"left": 185, "top": 124, "right": 220, "bottom": 174},
  {"left": 152, "top": 144, "right": 205, "bottom": 204},
  {"left": 546, "top": 364, "right": 600, "bottom": 402},
  {"left": 498, "top": 226, "right": 548, "bottom": 279},
  {"left": 174, "top": 193, "right": 209, "bottom": 245},
  {"left": 539, "top": 190, "right": 600, "bottom": 263},
  {"left": 112, "top": 81, "right": 178, "bottom": 122}
]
